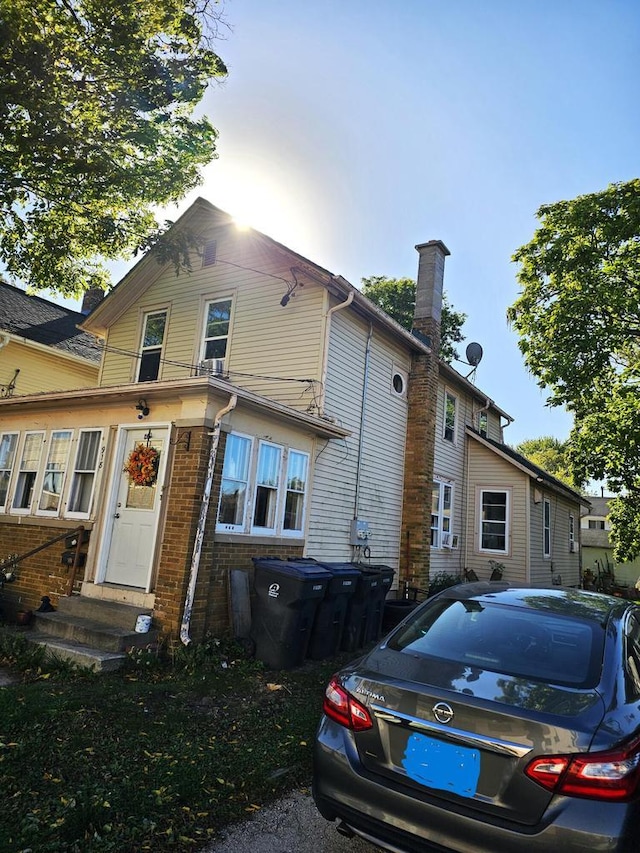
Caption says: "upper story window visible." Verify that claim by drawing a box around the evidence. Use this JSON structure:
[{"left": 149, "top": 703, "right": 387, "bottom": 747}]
[
  {"left": 444, "top": 390, "right": 457, "bottom": 442},
  {"left": 478, "top": 410, "right": 488, "bottom": 437},
  {"left": 431, "top": 480, "right": 453, "bottom": 548},
  {"left": 202, "top": 299, "right": 232, "bottom": 362},
  {"left": 216, "top": 432, "right": 309, "bottom": 539},
  {"left": 12, "top": 432, "right": 44, "bottom": 512},
  {"left": 588, "top": 519, "right": 606, "bottom": 530},
  {"left": 543, "top": 497, "right": 551, "bottom": 558},
  {"left": 480, "top": 489, "right": 509, "bottom": 554},
  {"left": 138, "top": 310, "right": 167, "bottom": 382},
  {"left": 0, "top": 432, "right": 18, "bottom": 511},
  {"left": 38, "top": 430, "right": 72, "bottom": 515}
]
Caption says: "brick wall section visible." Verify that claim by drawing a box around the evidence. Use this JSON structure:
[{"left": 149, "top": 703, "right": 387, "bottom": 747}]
[{"left": 0, "top": 522, "right": 83, "bottom": 617}]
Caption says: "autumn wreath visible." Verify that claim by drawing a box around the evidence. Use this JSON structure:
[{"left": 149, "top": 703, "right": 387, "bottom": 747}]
[{"left": 124, "top": 443, "right": 159, "bottom": 486}]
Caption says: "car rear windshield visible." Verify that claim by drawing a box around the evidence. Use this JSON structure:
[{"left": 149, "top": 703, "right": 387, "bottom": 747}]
[{"left": 387, "top": 599, "right": 605, "bottom": 689}]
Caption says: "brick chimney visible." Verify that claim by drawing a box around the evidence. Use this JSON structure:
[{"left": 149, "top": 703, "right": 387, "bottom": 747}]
[
  {"left": 401, "top": 240, "right": 450, "bottom": 591},
  {"left": 80, "top": 286, "right": 105, "bottom": 315}
]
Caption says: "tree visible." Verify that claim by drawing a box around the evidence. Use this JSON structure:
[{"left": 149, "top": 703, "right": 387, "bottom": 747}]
[
  {"left": 508, "top": 179, "right": 640, "bottom": 560},
  {"left": 513, "top": 436, "right": 575, "bottom": 488},
  {"left": 0, "top": 0, "right": 227, "bottom": 296},
  {"left": 361, "top": 275, "right": 467, "bottom": 363}
]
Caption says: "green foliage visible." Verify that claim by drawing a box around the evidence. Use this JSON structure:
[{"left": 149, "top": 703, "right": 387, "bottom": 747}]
[
  {"left": 0, "top": 0, "right": 227, "bottom": 296},
  {"left": 514, "top": 435, "right": 575, "bottom": 487},
  {"left": 428, "top": 571, "right": 461, "bottom": 596},
  {"left": 509, "top": 179, "right": 640, "bottom": 560},
  {"left": 0, "top": 640, "right": 348, "bottom": 852},
  {"left": 361, "top": 275, "right": 467, "bottom": 362}
]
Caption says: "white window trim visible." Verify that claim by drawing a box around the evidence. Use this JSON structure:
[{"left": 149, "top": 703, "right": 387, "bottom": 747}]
[
  {"left": 66, "top": 429, "right": 105, "bottom": 520},
  {"left": 200, "top": 295, "right": 234, "bottom": 366},
  {"left": 282, "top": 449, "right": 310, "bottom": 538},
  {"left": 137, "top": 308, "right": 169, "bottom": 383},
  {"left": 543, "top": 497, "right": 552, "bottom": 558},
  {"left": 478, "top": 487, "right": 510, "bottom": 555},
  {"left": 216, "top": 431, "right": 254, "bottom": 534},
  {"left": 431, "top": 479, "right": 454, "bottom": 550},
  {"left": 391, "top": 365, "right": 408, "bottom": 399},
  {"left": 0, "top": 431, "right": 19, "bottom": 512},
  {"left": 569, "top": 513, "right": 575, "bottom": 551},
  {"left": 443, "top": 389, "right": 458, "bottom": 443},
  {"left": 11, "top": 431, "right": 45, "bottom": 515},
  {"left": 216, "top": 432, "right": 309, "bottom": 539},
  {"left": 36, "top": 429, "right": 73, "bottom": 517}
]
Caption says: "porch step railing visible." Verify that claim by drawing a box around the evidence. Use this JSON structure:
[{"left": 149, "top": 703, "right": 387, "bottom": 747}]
[{"left": 0, "top": 525, "right": 87, "bottom": 596}]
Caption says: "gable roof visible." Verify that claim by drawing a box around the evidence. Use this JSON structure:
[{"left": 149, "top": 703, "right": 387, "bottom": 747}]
[
  {"left": 467, "top": 427, "right": 590, "bottom": 506},
  {"left": 0, "top": 281, "right": 101, "bottom": 363},
  {"left": 439, "top": 359, "right": 512, "bottom": 422},
  {"left": 80, "top": 198, "right": 431, "bottom": 356}
]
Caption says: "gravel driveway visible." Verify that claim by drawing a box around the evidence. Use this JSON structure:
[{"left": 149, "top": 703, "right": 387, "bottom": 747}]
[{"left": 203, "top": 788, "right": 381, "bottom": 853}]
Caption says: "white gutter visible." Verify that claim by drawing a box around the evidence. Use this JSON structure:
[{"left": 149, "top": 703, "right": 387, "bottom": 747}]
[{"left": 180, "top": 393, "right": 238, "bottom": 645}]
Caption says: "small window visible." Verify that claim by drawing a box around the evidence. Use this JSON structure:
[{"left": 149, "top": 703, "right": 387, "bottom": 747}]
[
  {"left": 67, "top": 430, "right": 103, "bottom": 517},
  {"left": 217, "top": 433, "right": 252, "bottom": 531},
  {"left": 202, "top": 239, "right": 217, "bottom": 267},
  {"left": 0, "top": 432, "right": 18, "bottom": 511},
  {"left": 543, "top": 498, "right": 551, "bottom": 558},
  {"left": 431, "top": 480, "right": 453, "bottom": 548},
  {"left": 478, "top": 411, "right": 488, "bottom": 437},
  {"left": 480, "top": 489, "right": 509, "bottom": 553},
  {"left": 12, "top": 432, "right": 44, "bottom": 512},
  {"left": 138, "top": 310, "right": 167, "bottom": 382},
  {"left": 391, "top": 368, "right": 408, "bottom": 397},
  {"left": 443, "top": 391, "right": 457, "bottom": 442},
  {"left": 588, "top": 519, "right": 606, "bottom": 530},
  {"left": 38, "top": 430, "right": 72, "bottom": 515},
  {"left": 202, "top": 299, "right": 231, "bottom": 361},
  {"left": 569, "top": 514, "right": 575, "bottom": 551}
]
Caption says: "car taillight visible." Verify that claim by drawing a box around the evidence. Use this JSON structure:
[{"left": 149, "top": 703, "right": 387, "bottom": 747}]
[
  {"left": 323, "top": 677, "right": 373, "bottom": 732},
  {"left": 526, "top": 734, "right": 640, "bottom": 801}
]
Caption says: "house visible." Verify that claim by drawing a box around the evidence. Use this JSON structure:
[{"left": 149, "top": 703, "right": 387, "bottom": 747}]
[
  {"left": 0, "top": 199, "right": 434, "bottom": 655},
  {"left": 0, "top": 198, "right": 586, "bottom": 666},
  {"left": 581, "top": 496, "right": 640, "bottom": 589},
  {"left": 0, "top": 280, "right": 101, "bottom": 397}
]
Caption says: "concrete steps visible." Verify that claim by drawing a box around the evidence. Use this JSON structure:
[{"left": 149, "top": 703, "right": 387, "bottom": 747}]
[{"left": 27, "top": 596, "right": 159, "bottom": 672}]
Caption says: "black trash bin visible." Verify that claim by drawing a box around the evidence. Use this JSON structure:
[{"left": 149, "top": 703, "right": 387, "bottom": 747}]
[
  {"left": 251, "top": 558, "right": 331, "bottom": 669},
  {"left": 360, "top": 564, "right": 395, "bottom": 643},
  {"left": 307, "top": 562, "right": 360, "bottom": 660},
  {"left": 317, "top": 563, "right": 378, "bottom": 652}
]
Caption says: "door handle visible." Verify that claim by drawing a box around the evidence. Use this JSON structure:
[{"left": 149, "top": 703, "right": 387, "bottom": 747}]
[{"left": 114, "top": 513, "right": 120, "bottom": 519}]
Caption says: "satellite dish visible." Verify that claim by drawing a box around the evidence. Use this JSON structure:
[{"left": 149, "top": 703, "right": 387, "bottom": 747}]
[{"left": 466, "top": 342, "right": 483, "bottom": 367}]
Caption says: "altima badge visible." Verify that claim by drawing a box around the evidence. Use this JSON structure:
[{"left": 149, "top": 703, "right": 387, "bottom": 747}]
[{"left": 432, "top": 702, "right": 454, "bottom": 725}]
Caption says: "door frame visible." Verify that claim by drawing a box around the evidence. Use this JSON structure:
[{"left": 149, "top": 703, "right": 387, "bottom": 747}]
[{"left": 95, "top": 422, "right": 170, "bottom": 592}]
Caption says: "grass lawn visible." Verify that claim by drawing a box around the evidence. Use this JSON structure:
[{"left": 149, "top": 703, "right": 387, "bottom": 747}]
[{"left": 0, "top": 629, "right": 353, "bottom": 853}]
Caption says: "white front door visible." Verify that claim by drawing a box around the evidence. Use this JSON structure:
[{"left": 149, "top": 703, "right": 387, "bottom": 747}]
[{"left": 104, "top": 427, "right": 168, "bottom": 589}]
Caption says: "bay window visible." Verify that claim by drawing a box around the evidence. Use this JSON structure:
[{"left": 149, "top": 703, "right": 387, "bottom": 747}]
[
  {"left": 0, "top": 432, "right": 18, "bottom": 510},
  {"left": 38, "top": 430, "right": 72, "bottom": 514},
  {"left": 67, "top": 430, "right": 103, "bottom": 517},
  {"left": 12, "top": 432, "right": 44, "bottom": 512}
]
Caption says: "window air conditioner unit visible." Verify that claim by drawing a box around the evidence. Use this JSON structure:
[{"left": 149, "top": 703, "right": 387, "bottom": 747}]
[
  {"left": 198, "top": 358, "right": 225, "bottom": 377},
  {"left": 451, "top": 534, "right": 459, "bottom": 550},
  {"left": 442, "top": 533, "right": 452, "bottom": 549}
]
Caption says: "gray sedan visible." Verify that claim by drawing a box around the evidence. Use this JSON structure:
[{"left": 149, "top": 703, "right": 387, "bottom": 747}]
[{"left": 313, "top": 582, "right": 640, "bottom": 852}]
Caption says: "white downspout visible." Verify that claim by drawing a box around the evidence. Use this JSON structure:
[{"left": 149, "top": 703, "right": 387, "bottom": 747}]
[
  {"left": 319, "top": 290, "right": 354, "bottom": 412},
  {"left": 180, "top": 394, "right": 238, "bottom": 645}
]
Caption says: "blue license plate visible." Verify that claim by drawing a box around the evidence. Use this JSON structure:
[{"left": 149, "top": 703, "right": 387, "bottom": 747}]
[{"left": 402, "top": 733, "right": 480, "bottom": 798}]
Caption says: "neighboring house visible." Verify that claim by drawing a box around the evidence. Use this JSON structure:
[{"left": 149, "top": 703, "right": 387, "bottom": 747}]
[
  {"left": 581, "top": 496, "right": 640, "bottom": 588},
  {"left": 0, "top": 280, "right": 101, "bottom": 396},
  {"left": 429, "top": 359, "right": 587, "bottom": 588},
  {"left": 0, "top": 199, "right": 432, "bottom": 644}
]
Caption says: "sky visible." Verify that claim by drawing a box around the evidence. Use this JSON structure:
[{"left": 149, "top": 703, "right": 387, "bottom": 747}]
[{"left": 65, "top": 0, "right": 640, "bottom": 446}]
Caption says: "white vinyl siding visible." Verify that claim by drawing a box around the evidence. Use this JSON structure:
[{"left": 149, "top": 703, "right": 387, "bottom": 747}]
[
  {"left": 307, "top": 308, "right": 410, "bottom": 566},
  {"left": 99, "top": 226, "right": 326, "bottom": 413}
]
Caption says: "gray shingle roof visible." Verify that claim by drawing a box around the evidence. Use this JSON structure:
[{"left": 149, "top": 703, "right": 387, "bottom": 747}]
[{"left": 0, "top": 281, "right": 101, "bottom": 363}]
